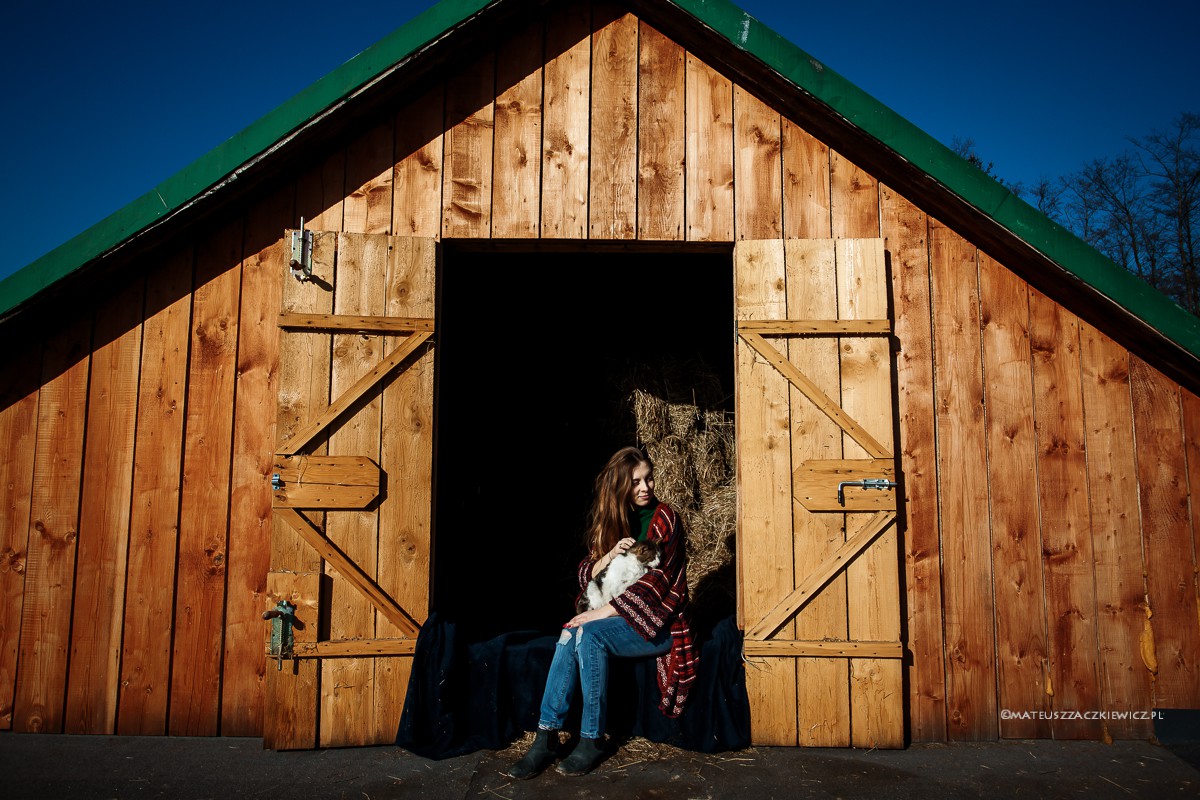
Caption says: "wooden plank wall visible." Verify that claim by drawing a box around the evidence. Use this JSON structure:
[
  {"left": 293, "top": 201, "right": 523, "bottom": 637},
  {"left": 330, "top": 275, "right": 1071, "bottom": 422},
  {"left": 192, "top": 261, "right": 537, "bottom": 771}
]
[{"left": 0, "top": 0, "right": 1197, "bottom": 741}]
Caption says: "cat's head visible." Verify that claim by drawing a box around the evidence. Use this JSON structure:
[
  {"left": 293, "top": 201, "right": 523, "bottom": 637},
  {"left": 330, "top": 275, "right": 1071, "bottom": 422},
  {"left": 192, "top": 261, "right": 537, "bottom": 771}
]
[{"left": 628, "top": 540, "right": 662, "bottom": 569}]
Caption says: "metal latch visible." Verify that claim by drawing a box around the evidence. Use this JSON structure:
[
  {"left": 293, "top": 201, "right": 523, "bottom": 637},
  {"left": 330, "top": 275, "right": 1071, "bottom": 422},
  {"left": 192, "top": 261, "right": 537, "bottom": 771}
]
[
  {"left": 271, "top": 473, "right": 284, "bottom": 491},
  {"left": 289, "top": 219, "right": 313, "bottom": 282},
  {"left": 263, "top": 600, "right": 297, "bottom": 670},
  {"left": 837, "top": 478, "right": 897, "bottom": 505}
]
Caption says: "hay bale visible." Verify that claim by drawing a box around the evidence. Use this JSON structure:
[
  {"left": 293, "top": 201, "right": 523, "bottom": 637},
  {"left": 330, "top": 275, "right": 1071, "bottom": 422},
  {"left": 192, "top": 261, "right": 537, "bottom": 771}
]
[
  {"left": 624, "top": 361, "right": 737, "bottom": 607},
  {"left": 632, "top": 389, "right": 669, "bottom": 444},
  {"left": 686, "top": 481, "right": 736, "bottom": 591},
  {"left": 667, "top": 403, "right": 699, "bottom": 437},
  {"left": 646, "top": 435, "right": 695, "bottom": 512},
  {"left": 689, "top": 428, "right": 730, "bottom": 495}
]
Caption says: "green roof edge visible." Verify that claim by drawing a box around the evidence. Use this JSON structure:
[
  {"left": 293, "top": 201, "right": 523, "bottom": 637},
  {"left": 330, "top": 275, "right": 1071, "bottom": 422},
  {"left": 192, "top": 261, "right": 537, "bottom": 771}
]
[{"left": 4, "top": 0, "right": 1198, "bottom": 364}]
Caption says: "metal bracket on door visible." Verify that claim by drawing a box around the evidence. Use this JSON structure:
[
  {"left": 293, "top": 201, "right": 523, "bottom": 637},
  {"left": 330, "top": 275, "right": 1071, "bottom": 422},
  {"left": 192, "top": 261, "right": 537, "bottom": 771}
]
[
  {"left": 289, "top": 218, "right": 313, "bottom": 282},
  {"left": 837, "top": 478, "right": 897, "bottom": 506},
  {"left": 263, "top": 600, "right": 297, "bottom": 670}
]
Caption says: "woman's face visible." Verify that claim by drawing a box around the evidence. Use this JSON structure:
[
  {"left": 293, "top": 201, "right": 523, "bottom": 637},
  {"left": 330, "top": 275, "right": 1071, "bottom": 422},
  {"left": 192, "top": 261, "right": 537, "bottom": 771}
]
[{"left": 630, "top": 462, "right": 655, "bottom": 507}]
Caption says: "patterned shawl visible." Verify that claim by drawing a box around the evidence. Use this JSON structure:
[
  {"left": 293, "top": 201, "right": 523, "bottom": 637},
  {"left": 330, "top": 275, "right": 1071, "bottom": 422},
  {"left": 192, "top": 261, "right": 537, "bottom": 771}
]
[{"left": 577, "top": 502, "right": 698, "bottom": 717}]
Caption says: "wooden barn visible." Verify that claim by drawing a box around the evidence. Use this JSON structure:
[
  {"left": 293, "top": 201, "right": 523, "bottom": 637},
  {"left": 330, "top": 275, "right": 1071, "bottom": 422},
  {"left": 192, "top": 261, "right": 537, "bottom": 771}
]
[{"left": 1, "top": 0, "right": 1197, "bottom": 750}]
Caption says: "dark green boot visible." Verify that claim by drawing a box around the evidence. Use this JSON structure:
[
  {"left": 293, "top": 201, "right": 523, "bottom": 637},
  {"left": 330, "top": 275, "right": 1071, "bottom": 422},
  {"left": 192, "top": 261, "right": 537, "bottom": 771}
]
[
  {"left": 556, "top": 736, "right": 604, "bottom": 776},
  {"left": 506, "top": 729, "right": 557, "bottom": 780}
]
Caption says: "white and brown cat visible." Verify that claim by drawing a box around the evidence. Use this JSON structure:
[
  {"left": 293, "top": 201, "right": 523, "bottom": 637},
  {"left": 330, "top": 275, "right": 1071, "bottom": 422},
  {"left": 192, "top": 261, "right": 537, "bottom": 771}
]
[{"left": 559, "top": 540, "right": 662, "bottom": 644}]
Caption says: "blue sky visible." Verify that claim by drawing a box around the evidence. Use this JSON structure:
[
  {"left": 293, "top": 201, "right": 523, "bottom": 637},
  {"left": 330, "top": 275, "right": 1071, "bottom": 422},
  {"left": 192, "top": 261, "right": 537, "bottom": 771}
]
[{"left": 3, "top": 0, "right": 1197, "bottom": 279}]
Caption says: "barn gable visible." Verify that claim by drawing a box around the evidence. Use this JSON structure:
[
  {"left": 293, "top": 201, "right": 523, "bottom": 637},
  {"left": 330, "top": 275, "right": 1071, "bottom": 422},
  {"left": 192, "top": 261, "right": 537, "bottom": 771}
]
[
  {"left": 1, "top": 0, "right": 1197, "bottom": 383},
  {"left": 0, "top": 0, "right": 1196, "bottom": 747}
]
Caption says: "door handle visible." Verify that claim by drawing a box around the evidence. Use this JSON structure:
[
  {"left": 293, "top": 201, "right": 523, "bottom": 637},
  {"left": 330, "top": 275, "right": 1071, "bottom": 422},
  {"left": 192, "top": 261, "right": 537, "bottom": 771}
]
[{"left": 837, "top": 478, "right": 897, "bottom": 506}]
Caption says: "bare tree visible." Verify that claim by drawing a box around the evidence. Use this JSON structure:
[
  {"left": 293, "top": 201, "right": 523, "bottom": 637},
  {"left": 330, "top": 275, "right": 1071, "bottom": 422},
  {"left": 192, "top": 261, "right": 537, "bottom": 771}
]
[
  {"left": 1132, "top": 113, "right": 1200, "bottom": 313},
  {"left": 950, "top": 115, "right": 1199, "bottom": 315},
  {"left": 1047, "top": 113, "right": 1198, "bottom": 314}
]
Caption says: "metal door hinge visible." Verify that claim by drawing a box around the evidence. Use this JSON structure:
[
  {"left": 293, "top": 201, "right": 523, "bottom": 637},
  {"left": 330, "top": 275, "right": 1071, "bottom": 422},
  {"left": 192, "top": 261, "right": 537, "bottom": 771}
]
[
  {"left": 289, "top": 220, "right": 313, "bottom": 282},
  {"left": 263, "top": 599, "right": 298, "bottom": 669}
]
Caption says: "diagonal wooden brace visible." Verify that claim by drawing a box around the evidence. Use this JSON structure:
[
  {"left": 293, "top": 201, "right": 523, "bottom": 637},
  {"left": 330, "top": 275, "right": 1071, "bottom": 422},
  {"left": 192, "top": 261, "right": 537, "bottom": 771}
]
[
  {"left": 278, "top": 330, "right": 432, "bottom": 456},
  {"left": 740, "top": 330, "right": 891, "bottom": 459},
  {"left": 746, "top": 510, "right": 897, "bottom": 641},
  {"left": 275, "top": 508, "right": 421, "bottom": 638}
]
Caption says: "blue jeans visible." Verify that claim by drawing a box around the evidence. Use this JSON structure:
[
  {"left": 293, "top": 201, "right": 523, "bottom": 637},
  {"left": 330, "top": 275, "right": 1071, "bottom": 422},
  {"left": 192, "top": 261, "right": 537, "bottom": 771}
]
[{"left": 537, "top": 617, "right": 671, "bottom": 739}]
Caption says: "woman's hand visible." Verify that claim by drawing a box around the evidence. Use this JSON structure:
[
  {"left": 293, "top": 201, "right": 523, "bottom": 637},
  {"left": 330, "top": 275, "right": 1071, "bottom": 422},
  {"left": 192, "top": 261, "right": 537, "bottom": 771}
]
[
  {"left": 592, "top": 537, "right": 636, "bottom": 578},
  {"left": 565, "top": 604, "right": 617, "bottom": 628},
  {"left": 609, "top": 537, "right": 636, "bottom": 558}
]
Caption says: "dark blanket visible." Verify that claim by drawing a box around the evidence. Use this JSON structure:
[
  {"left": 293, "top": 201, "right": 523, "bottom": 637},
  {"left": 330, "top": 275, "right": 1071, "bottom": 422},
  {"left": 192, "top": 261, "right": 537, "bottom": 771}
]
[{"left": 396, "top": 612, "right": 750, "bottom": 759}]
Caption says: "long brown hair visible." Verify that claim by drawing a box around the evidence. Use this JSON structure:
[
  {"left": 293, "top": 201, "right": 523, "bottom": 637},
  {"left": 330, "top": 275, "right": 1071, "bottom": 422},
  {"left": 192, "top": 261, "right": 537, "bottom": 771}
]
[{"left": 586, "top": 447, "right": 653, "bottom": 557}]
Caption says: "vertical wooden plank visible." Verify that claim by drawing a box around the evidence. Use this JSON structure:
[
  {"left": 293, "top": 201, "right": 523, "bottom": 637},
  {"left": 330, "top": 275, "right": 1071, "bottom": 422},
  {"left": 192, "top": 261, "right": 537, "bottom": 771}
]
[
  {"left": 1080, "top": 325, "right": 1152, "bottom": 739},
  {"left": 296, "top": 151, "right": 347, "bottom": 236},
  {"left": 374, "top": 237, "right": 437, "bottom": 741},
  {"left": 733, "top": 87, "right": 781, "bottom": 240},
  {"left": 734, "top": 239, "right": 796, "bottom": 745},
  {"left": 264, "top": 229, "right": 336, "bottom": 751},
  {"left": 1130, "top": 357, "right": 1200, "bottom": 711},
  {"left": 830, "top": 151, "right": 879, "bottom": 238},
  {"left": 838, "top": 239, "right": 902, "bottom": 748},
  {"left": 1185, "top": 390, "right": 1200, "bottom": 634},
  {"left": 929, "top": 223, "right": 997, "bottom": 741},
  {"left": 831, "top": 146, "right": 889, "bottom": 745},
  {"left": 264, "top": 570, "right": 320, "bottom": 750},
  {"left": 880, "top": 187, "right": 945, "bottom": 742},
  {"left": 13, "top": 317, "right": 91, "bottom": 732},
  {"left": 588, "top": 4, "right": 638, "bottom": 239},
  {"left": 979, "top": 255, "right": 1050, "bottom": 738},
  {"left": 1029, "top": 293, "right": 1101, "bottom": 739},
  {"left": 493, "top": 19, "right": 544, "bottom": 238},
  {"left": 0, "top": 344, "right": 43, "bottom": 730},
  {"left": 637, "top": 21, "right": 685, "bottom": 240},
  {"left": 684, "top": 54, "right": 733, "bottom": 242},
  {"left": 344, "top": 121, "right": 394, "bottom": 237},
  {"left": 784, "top": 239, "right": 847, "bottom": 747},
  {"left": 65, "top": 279, "right": 144, "bottom": 734},
  {"left": 320, "top": 233, "right": 387, "bottom": 747},
  {"left": 541, "top": 0, "right": 591, "bottom": 239},
  {"left": 118, "top": 251, "right": 193, "bottom": 735},
  {"left": 442, "top": 52, "right": 495, "bottom": 239},
  {"left": 782, "top": 120, "right": 830, "bottom": 240},
  {"left": 393, "top": 85, "right": 445, "bottom": 239},
  {"left": 169, "top": 219, "right": 243, "bottom": 736},
  {"left": 322, "top": 125, "right": 396, "bottom": 747},
  {"left": 221, "top": 190, "right": 291, "bottom": 737}
]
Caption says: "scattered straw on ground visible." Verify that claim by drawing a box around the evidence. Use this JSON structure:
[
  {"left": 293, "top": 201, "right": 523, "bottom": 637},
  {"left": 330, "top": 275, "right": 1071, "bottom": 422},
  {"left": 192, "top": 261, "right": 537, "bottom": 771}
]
[{"left": 494, "top": 732, "right": 699, "bottom": 771}]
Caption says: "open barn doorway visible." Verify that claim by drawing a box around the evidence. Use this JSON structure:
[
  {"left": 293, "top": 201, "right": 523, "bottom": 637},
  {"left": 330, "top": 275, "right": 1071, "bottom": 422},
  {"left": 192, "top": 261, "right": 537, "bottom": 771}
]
[{"left": 433, "top": 247, "right": 736, "bottom": 640}]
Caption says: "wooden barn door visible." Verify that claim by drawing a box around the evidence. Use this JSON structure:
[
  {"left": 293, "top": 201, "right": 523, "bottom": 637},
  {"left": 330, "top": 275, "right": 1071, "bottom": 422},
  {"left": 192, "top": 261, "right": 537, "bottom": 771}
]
[
  {"left": 735, "top": 238, "right": 903, "bottom": 748},
  {"left": 264, "top": 232, "right": 436, "bottom": 749}
]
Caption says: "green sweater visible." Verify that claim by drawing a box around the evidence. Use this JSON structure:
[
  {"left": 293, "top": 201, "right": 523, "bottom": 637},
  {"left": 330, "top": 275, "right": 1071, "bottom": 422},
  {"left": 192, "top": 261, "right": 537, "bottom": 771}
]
[{"left": 630, "top": 501, "right": 659, "bottom": 541}]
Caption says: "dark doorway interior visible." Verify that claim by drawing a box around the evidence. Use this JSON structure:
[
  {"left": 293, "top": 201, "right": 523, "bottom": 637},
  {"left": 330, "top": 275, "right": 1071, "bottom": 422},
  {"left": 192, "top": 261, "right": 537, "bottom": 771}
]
[{"left": 432, "top": 248, "right": 734, "bottom": 639}]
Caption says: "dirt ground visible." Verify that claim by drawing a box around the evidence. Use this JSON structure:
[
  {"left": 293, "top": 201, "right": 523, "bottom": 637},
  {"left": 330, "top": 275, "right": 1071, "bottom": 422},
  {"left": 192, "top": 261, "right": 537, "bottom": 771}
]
[{"left": 3, "top": 733, "right": 1198, "bottom": 799}]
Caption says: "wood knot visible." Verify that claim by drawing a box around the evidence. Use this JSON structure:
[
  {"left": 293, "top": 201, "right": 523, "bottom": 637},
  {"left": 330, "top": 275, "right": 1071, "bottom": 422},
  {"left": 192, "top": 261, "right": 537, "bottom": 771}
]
[
  {"left": 1, "top": 547, "right": 26, "bottom": 574},
  {"left": 1042, "top": 541, "right": 1078, "bottom": 562}
]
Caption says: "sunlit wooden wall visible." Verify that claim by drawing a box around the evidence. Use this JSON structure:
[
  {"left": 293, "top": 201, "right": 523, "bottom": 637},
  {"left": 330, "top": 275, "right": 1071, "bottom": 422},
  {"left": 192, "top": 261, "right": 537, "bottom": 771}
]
[{"left": 1, "top": 0, "right": 1196, "bottom": 741}]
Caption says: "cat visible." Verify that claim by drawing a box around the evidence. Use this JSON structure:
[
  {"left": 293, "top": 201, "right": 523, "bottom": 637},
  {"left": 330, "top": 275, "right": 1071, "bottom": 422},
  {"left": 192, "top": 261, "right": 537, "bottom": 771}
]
[{"left": 559, "top": 540, "right": 663, "bottom": 644}]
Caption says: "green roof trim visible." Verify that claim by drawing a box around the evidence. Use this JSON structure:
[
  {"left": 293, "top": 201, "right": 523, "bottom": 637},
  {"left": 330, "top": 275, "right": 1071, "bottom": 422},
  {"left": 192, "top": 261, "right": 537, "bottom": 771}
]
[{"left": 3, "top": 0, "right": 1198, "bottom": 363}]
